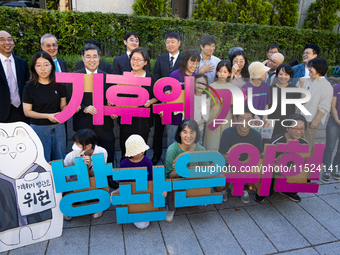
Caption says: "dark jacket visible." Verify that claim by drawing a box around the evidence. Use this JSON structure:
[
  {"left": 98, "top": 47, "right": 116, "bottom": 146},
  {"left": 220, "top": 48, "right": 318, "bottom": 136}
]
[
  {"left": 112, "top": 53, "right": 151, "bottom": 75},
  {"left": 57, "top": 58, "right": 68, "bottom": 72},
  {"left": 0, "top": 55, "right": 30, "bottom": 122},
  {"left": 75, "top": 60, "right": 112, "bottom": 74},
  {"left": 68, "top": 68, "right": 113, "bottom": 131},
  {"left": 118, "top": 69, "right": 156, "bottom": 134},
  {"left": 153, "top": 53, "right": 183, "bottom": 80}
]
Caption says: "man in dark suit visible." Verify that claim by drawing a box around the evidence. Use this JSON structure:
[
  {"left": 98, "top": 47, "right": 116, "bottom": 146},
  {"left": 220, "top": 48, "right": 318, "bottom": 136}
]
[
  {"left": 112, "top": 31, "right": 151, "bottom": 75},
  {"left": 75, "top": 39, "right": 112, "bottom": 74},
  {"left": 40, "top": 33, "right": 67, "bottom": 72},
  {"left": 151, "top": 32, "right": 182, "bottom": 165},
  {"left": 0, "top": 30, "right": 30, "bottom": 123},
  {"left": 68, "top": 43, "right": 116, "bottom": 168}
]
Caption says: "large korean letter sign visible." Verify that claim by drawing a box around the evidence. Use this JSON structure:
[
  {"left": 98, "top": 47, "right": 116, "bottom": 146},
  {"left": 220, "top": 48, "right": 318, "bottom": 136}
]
[{"left": 0, "top": 122, "right": 63, "bottom": 253}]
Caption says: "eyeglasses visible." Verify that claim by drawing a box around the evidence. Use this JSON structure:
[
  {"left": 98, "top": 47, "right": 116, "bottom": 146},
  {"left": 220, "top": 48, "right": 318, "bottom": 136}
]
[
  {"left": 44, "top": 43, "right": 58, "bottom": 48},
  {"left": 84, "top": 55, "right": 99, "bottom": 60},
  {"left": 290, "top": 127, "right": 306, "bottom": 132},
  {"left": 0, "top": 38, "right": 13, "bottom": 43},
  {"left": 128, "top": 38, "right": 139, "bottom": 43},
  {"left": 131, "top": 58, "right": 144, "bottom": 63},
  {"left": 303, "top": 51, "right": 313, "bottom": 55},
  {"left": 35, "top": 64, "right": 52, "bottom": 69},
  {"left": 188, "top": 61, "right": 200, "bottom": 68}
]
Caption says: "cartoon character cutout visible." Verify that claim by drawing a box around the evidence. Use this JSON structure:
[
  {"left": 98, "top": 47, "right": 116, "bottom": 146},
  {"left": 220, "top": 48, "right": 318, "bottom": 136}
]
[{"left": 0, "top": 122, "right": 63, "bottom": 252}]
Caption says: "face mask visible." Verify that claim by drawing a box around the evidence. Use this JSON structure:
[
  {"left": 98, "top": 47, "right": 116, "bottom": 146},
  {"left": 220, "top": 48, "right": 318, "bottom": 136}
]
[{"left": 72, "top": 144, "right": 83, "bottom": 157}]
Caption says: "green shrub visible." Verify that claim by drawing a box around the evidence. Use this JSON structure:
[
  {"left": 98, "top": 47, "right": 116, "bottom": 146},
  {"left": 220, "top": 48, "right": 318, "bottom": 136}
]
[
  {"left": 234, "top": 0, "right": 273, "bottom": 25},
  {"left": 193, "top": 0, "right": 237, "bottom": 22},
  {"left": 132, "top": 0, "right": 172, "bottom": 17},
  {"left": 303, "top": 0, "right": 340, "bottom": 30},
  {"left": 271, "top": 0, "right": 299, "bottom": 27},
  {"left": 2, "top": 7, "right": 339, "bottom": 65}
]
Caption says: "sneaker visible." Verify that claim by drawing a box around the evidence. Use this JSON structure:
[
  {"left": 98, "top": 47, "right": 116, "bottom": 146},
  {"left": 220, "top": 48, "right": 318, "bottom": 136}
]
[
  {"left": 63, "top": 215, "right": 72, "bottom": 221},
  {"left": 166, "top": 210, "right": 174, "bottom": 222},
  {"left": 279, "top": 192, "right": 301, "bottom": 202},
  {"left": 241, "top": 190, "right": 250, "bottom": 204},
  {"left": 254, "top": 194, "right": 265, "bottom": 203},
  {"left": 134, "top": 221, "right": 150, "bottom": 229},
  {"left": 322, "top": 173, "right": 330, "bottom": 181},
  {"left": 92, "top": 212, "right": 103, "bottom": 219},
  {"left": 221, "top": 189, "right": 228, "bottom": 202},
  {"left": 331, "top": 172, "right": 340, "bottom": 180}
]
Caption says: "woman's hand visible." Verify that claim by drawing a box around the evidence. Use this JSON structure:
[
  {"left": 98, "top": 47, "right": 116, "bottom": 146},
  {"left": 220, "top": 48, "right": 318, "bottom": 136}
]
[
  {"left": 310, "top": 119, "right": 319, "bottom": 129},
  {"left": 76, "top": 106, "right": 81, "bottom": 113},
  {"left": 110, "top": 114, "right": 118, "bottom": 120},
  {"left": 144, "top": 100, "right": 152, "bottom": 108},
  {"left": 232, "top": 63, "right": 239, "bottom": 74},
  {"left": 47, "top": 113, "right": 60, "bottom": 123},
  {"left": 84, "top": 105, "right": 97, "bottom": 115},
  {"left": 299, "top": 78, "right": 305, "bottom": 88}
]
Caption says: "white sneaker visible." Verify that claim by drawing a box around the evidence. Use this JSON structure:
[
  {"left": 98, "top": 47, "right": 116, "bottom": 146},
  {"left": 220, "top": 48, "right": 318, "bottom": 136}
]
[
  {"left": 221, "top": 189, "right": 228, "bottom": 202},
  {"left": 166, "top": 210, "right": 175, "bottom": 222},
  {"left": 63, "top": 215, "right": 72, "bottom": 221},
  {"left": 134, "top": 221, "right": 150, "bottom": 229},
  {"left": 92, "top": 212, "right": 103, "bottom": 219},
  {"left": 241, "top": 190, "right": 250, "bottom": 204}
]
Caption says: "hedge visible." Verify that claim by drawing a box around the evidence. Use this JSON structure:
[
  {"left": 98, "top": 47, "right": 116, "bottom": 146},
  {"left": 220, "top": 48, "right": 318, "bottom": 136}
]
[{"left": 1, "top": 7, "right": 339, "bottom": 65}]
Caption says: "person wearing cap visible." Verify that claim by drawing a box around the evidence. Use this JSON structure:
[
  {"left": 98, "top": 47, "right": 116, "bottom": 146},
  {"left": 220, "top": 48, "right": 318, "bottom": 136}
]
[
  {"left": 242, "top": 62, "right": 271, "bottom": 121},
  {"left": 119, "top": 134, "right": 166, "bottom": 229}
]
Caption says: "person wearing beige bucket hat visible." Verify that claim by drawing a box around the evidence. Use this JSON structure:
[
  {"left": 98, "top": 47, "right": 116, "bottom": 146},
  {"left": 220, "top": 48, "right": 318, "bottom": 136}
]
[
  {"left": 242, "top": 61, "right": 271, "bottom": 122},
  {"left": 119, "top": 134, "right": 167, "bottom": 229}
]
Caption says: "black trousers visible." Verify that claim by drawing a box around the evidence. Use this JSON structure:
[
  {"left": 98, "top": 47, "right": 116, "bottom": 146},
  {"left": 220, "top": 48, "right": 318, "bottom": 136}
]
[{"left": 152, "top": 113, "right": 165, "bottom": 158}]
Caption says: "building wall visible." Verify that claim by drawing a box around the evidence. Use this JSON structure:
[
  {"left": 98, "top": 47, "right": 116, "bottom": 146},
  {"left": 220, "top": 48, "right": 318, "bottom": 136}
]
[{"left": 71, "top": 0, "right": 134, "bottom": 14}]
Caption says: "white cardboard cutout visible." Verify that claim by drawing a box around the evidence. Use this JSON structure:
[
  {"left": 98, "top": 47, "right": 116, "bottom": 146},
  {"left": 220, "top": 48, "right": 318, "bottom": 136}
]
[{"left": 0, "top": 122, "right": 63, "bottom": 252}]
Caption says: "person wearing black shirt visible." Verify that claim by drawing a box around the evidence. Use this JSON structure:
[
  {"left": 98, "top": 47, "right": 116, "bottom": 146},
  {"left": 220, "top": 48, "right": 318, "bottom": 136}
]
[
  {"left": 255, "top": 114, "right": 309, "bottom": 203},
  {"left": 23, "top": 51, "right": 66, "bottom": 162},
  {"left": 217, "top": 108, "right": 263, "bottom": 203}
]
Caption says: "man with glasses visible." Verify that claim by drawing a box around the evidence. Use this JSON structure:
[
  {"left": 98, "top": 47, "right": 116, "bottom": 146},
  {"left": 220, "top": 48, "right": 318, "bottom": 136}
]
[
  {"left": 265, "top": 53, "right": 284, "bottom": 86},
  {"left": 0, "top": 30, "right": 30, "bottom": 123},
  {"left": 291, "top": 44, "right": 320, "bottom": 86},
  {"left": 255, "top": 114, "right": 309, "bottom": 203},
  {"left": 196, "top": 34, "right": 220, "bottom": 84},
  {"left": 112, "top": 31, "right": 150, "bottom": 75},
  {"left": 40, "top": 33, "right": 67, "bottom": 72}
]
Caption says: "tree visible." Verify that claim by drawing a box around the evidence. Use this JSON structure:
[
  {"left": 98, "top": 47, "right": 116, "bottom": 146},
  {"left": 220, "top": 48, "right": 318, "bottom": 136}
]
[
  {"left": 303, "top": 0, "right": 340, "bottom": 30},
  {"left": 132, "top": 0, "right": 172, "bottom": 17},
  {"left": 234, "top": 0, "right": 273, "bottom": 25},
  {"left": 271, "top": 0, "right": 299, "bottom": 27}
]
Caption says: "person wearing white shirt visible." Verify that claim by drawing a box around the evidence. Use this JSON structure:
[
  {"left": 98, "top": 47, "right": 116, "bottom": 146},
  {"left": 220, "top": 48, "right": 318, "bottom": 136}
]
[
  {"left": 298, "top": 57, "right": 333, "bottom": 149},
  {"left": 196, "top": 34, "right": 221, "bottom": 85},
  {"left": 0, "top": 30, "right": 30, "bottom": 123}
]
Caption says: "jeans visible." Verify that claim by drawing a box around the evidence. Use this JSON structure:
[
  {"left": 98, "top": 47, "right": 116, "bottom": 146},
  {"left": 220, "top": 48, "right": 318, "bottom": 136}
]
[
  {"left": 323, "top": 115, "right": 340, "bottom": 173},
  {"left": 31, "top": 123, "right": 66, "bottom": 162}
]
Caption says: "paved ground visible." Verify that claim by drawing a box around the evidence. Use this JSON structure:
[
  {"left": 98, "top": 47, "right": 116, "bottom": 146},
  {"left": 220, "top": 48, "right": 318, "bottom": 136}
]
[
  {"left": 2, "top": 145, "right": 340, "bottom": 255},
  {"left": 3, "top": 112, "right": 336, "bottom": 255}
]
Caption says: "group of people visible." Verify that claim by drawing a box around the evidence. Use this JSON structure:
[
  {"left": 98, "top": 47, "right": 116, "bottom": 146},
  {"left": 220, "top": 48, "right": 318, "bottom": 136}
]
[{"left": 1, "top": 29, "right": 339, "bottom": 227}]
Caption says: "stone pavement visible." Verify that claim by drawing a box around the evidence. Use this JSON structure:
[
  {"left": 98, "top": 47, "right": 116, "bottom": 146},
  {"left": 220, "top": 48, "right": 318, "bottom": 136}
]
[
  {"left": 2, "top": 150, "right": 340, "bottom": 255},
  {"left": 12, "top": 111, "right": 336, "bottom": 255}
]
